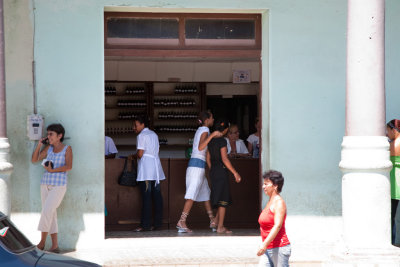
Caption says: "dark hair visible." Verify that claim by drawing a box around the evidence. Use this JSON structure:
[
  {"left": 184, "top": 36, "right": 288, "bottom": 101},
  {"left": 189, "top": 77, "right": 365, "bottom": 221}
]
[
  {"left": 198, "top": 111, "right": 212, "bottom": 126},
  {"left": 47, "top": 123, "right": 65, "bottom": 142},
  {"left": 214, "top": 118, "right": 229, "bottom": 132},
  {"left": 387, "top": 119, "right": 400, "bottom": 133},
  {"left": 134, "top": 114, "right": 149, "bottom": 127},
  {"left": 263, "top": 170, "right": 284, "bottom": 193}
]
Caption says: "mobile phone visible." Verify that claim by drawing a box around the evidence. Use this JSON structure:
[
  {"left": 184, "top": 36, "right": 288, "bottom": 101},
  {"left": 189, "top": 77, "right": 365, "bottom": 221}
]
[{"left": 41, "top": 138, "right": 49, "bottom": 145}]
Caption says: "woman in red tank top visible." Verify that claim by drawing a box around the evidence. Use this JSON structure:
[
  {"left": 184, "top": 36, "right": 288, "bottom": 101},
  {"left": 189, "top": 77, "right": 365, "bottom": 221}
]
[{"left": 257, "top": 170, "right": 291, "bottom": 267}]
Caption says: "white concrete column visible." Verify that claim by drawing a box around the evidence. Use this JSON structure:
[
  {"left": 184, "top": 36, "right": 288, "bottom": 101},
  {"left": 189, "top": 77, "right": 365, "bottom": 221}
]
[
  {"left": 340, "top": 0, "right": 391, "bottom": 250},
  {"left": 0, "top": 138, "right": 12, "bottom": 215},
  {"left": 0, "top": 0, "right": 13, "bottom": 216}
]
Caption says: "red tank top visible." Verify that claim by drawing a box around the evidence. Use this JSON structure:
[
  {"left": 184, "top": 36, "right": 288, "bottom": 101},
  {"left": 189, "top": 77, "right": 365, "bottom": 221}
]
[{"left": 258, "top": 208, "right": 290, "bottom": 249}]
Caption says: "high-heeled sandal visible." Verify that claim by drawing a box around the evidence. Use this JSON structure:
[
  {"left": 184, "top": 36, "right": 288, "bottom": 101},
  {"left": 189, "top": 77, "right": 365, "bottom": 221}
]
[
  {"left": 208, "top": 210, "right": 217, "bottom": 232},
  {"left": 176, "top": 212, "right": 192, "bottom": 233}
]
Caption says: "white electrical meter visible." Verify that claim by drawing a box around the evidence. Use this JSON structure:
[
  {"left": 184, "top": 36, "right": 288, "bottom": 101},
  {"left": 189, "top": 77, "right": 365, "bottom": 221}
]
[{"left": 27, "top": 114, "right": 44, "bottom": 140}]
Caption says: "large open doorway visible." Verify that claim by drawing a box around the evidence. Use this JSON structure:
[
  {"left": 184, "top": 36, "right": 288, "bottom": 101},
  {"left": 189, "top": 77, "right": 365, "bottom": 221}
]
[{"left": 103, "top": 12, "right": 263, "bottom": 234}]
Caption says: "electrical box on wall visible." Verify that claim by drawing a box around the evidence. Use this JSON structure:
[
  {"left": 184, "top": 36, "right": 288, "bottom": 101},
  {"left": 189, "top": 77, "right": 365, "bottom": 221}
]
[{"left": 27, "top": 114, "right": 44, "bottom": 140}]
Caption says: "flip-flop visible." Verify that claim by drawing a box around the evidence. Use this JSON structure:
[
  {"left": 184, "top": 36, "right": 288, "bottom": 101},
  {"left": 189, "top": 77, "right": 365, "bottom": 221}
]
[
  {"left": 217, "top": 228, "right": 232, "bottom": 234},
  {"left": 49, "top": 247, "right": 60, "bottom": 253}
]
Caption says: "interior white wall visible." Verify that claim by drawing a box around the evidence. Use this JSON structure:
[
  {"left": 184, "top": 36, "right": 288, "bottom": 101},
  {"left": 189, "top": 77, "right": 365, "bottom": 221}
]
[{"left": 105, "top": 60, "right": 260, "bottom": 82}]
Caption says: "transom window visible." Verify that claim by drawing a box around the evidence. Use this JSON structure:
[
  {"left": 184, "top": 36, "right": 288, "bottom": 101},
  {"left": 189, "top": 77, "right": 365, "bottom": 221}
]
[{"left": 104, "top": 13, "right": 261, "bottom": 50}]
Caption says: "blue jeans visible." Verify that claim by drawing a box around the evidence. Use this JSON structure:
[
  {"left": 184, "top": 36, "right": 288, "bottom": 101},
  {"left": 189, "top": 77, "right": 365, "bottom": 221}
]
[
  {"left": 139, "top": 181, "right": 163, "bottom": 229},
  {"left": 258, "top": 244, "right": 291, "bottom": 267}
]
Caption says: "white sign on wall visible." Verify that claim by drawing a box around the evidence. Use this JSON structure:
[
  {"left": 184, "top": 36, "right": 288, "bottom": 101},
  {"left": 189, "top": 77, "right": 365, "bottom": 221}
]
[{"left": 233, "top": 69, "right": 251, "bottom": 83}]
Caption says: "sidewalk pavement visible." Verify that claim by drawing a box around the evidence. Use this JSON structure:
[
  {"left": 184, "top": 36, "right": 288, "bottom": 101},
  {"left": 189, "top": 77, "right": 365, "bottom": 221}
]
[{"left": 62, "top": 229, "right": 400, "bottom": 266}]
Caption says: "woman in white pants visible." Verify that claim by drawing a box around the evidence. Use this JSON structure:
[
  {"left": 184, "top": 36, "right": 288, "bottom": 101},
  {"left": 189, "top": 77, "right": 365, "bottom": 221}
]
[{"left": 31, "top": 123, "right": 73, "bottom": 253}]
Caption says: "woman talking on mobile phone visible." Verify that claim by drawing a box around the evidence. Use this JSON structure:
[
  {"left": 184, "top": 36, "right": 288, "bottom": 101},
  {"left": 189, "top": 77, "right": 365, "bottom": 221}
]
[{"left": 31, "top": 123, "right": 73, "bottom": 253}]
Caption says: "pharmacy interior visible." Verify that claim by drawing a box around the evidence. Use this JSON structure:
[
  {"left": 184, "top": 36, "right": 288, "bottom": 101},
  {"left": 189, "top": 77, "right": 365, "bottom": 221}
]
[{"left": 104, "top": 12, "right": 262, "bottom": 231}]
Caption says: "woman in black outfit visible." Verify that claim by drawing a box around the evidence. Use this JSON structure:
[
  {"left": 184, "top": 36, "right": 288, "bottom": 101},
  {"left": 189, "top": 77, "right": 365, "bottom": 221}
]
[{"left": 206, "top": 119, "right": 241, "bottom": 234}]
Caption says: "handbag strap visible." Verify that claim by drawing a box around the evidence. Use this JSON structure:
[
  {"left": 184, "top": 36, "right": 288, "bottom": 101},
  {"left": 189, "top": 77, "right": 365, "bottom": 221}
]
[
  {"left": 122, "top": 158, "right": 129, "bottom": 172},
  {"left": 130, "top": 160, "right": 136, "bottom": 171}
]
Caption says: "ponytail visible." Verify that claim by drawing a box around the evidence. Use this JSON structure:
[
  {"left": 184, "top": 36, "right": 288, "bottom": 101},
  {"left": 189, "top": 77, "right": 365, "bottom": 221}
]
[{"left": 198, "top": 111, "right": 212, "bottom": 126}]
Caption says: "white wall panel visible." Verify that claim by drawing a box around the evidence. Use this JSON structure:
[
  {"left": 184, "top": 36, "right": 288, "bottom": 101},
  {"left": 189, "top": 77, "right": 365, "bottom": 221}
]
[
  {"left": 193, "top": 62, "right": 232, "bottom": 82},
  {"left": 156, "top": 62, "right": 194, "bottom": 81},
  {"left": 118, "top": 61, "right": 156, "bottom": 81}
]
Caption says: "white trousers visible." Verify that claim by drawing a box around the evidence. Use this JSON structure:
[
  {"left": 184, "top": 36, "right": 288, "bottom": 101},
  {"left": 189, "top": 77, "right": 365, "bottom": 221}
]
[{"left": 38, "top": 185, "right": 67, "bottom": 234}]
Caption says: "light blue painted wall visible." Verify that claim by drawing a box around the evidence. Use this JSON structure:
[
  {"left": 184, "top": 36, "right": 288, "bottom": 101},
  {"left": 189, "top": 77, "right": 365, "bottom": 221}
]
[
  {"left": 5, "top": 0, "right": 400, "bottom": 249},
  {"left": 386, "top": 0, "right": 400, "bottom": 121}
]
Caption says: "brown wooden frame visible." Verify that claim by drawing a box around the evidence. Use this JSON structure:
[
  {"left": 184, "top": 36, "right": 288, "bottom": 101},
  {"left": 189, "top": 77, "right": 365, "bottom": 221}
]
[{"left": 104, "top": 12, "right": 261, "bottom": 58}]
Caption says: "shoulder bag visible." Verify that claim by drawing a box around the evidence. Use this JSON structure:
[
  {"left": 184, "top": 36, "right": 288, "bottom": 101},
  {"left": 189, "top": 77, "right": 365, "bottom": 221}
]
[{"left": 118, "top": 158, "right": 137, "bottom": 187}]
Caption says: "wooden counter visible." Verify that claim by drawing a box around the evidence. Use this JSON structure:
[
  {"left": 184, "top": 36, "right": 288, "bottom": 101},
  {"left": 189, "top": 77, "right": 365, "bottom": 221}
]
[{"left": 105, "top": 158, "right": 260, "bottom": 231}]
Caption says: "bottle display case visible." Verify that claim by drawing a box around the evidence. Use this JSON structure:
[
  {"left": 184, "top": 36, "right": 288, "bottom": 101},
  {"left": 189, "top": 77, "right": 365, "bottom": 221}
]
[{"left": 105, "top": 81, "right": 205, "bottom": 152}]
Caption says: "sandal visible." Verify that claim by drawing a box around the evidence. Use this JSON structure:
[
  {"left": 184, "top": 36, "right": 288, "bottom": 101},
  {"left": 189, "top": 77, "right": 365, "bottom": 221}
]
[
  {"left": 134, "top": 226, "right": 153, "bottom": 232},
  {"left": 217, "top": 227, "right": 232, "bottom": 234},
  {"left": 49, "top": 247, "right": 60, "bottom": 253},
  {"left": 209, "top": 219, "right": 217, "bottom": 232},
  {"left": 208, "top": 211, "right": 217, "bottom": 232},
  {"left": 176, "top": 212, "right": 192, "bottom": 233},
  {"left": 176, "top": 221, "right": 192, "bottom": 233}
]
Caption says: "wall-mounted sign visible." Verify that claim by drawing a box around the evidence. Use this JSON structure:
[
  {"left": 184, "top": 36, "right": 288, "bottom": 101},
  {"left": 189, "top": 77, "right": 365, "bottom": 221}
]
[{"left": 233, "top": 70, "right": 251, "bottom": 83}]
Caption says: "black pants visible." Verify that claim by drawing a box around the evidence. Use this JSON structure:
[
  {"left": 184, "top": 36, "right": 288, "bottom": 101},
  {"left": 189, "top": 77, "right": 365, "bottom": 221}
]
[
  {"left": 139, "top": 181, "right": 163, "bottom": 229},
  {"left": 392, "top": 199, "right": 399, "bottom": 244}
]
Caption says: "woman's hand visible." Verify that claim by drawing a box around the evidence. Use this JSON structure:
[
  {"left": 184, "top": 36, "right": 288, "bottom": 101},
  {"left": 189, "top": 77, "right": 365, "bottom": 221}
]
[
  {"left": 38, "top": 137, "right": 47, "bottom": 147},
  {"left": 257, "top": 243, "right": 267, "bottom": 256},
  {"left": 43, "top": 164, "right": 53, "bottom": 173},
  {"left": 234, "top": 172, "right": 241, "bottom": 183},
  {"left": 211, "top": 131, "right": 223, "bottom": 138},
  {"left": 228, "top": 152, "right": 237, "bottom": 158},
  {"left": 128, "top": 154, "right": 137, "bottom": 160}
]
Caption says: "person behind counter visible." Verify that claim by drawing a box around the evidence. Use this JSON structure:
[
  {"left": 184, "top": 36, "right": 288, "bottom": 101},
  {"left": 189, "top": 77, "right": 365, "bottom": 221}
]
[
  {"left": 247, "top": 117, "right": 261, "bottom": 158},
  {"left": 176, "top": 111, "right": 222, "bottom": 233},
  {"left": 257, "top": 170, "right": 291, "bottom": 266},
  {"left": 207, "top": 119, "right": 241, "bottom": 234},
  {"left": 387, "top": 119, "right": 400, "bottom": 245},
  {"left": 226, "top": 124, "right": 250, "bottom": 158},
  {"left": 130, "top": 115, "right": 166, "bottom": 232},
  {"left": 31, "top": 123, "right": 73, "bottom": 253},
  {"left": 105, "top": 136, "right": 118, "bottom": 159}
]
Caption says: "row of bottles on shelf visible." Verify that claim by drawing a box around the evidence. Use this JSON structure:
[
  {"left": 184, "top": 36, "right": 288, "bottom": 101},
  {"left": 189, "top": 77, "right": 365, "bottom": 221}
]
[
  {"left": 159, "top": 138, "right": 168, "bottom": 145},
  {"left": 175, "top": 84, "right": 198, "bottom": 94},
  {"left": 105, "top": 127, "right": 134, "bottom": 135},
  {"left": 126, "top": 86, "right": 145, "bottom": 94},
  {"left": 154, "top": 98, "right": 196, "bottom": 107},
  {"left": 106, "top": 125, "right": 196, "bottom": 134},
  {"left": 105, "top": 85, "right": 145, "bottom": 95},
  {"left": 155, "top": 125, "right": 197, "bottom": 132},
  {"left": 105, "top": 84, "right": 117, "bottom": 95},
  {"left": 117, "top": 100, "right": 147, "bottom": 107},
  {"left": 158, "top": 112, "right": 198, "bottom": 119},
  {"left": 118, "top": 112, "right": 146, "bottom": 120}
]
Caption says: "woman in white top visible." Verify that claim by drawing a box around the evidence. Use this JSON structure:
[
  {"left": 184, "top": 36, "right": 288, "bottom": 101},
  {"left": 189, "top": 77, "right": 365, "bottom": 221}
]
[
  {"left": 176, "top": 111, "right": 222, "bottom": 233},
  {"left": 132, "top": 115, "right": 166, "bottom": 232},
  {"left": 225, "top": 124, "right": 250, "bottom": 158},
  {"left": 247, "top": 117, "right": 261, "bottom": 158}
]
